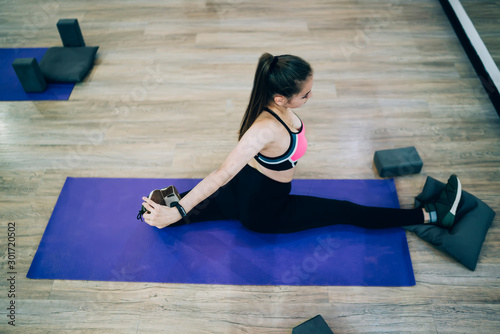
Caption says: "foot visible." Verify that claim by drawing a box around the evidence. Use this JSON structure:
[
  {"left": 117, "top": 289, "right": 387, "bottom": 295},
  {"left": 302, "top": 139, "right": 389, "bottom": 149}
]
[
  {"left": 137, "top": 186, "right": 181, "bottom": 221},
  {"left": 424, "top": 174, "right": 462, "bottom": 229}
]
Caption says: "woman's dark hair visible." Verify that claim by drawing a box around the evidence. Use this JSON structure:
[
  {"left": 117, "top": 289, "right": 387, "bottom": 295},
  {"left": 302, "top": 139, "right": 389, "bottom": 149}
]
[{"left": 238, "top": 53, "right": 313, "bottom": 140}]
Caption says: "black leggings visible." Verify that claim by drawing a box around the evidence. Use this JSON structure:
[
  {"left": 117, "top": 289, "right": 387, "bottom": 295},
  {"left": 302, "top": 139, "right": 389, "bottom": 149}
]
[{"left": 174, "top": 164, "right": 424, "bottom": 234}]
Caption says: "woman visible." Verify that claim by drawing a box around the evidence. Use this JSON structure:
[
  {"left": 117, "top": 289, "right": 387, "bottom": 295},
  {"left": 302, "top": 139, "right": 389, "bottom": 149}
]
[{"left": 140, "top": 53, "right": 462, "bottom": 233}]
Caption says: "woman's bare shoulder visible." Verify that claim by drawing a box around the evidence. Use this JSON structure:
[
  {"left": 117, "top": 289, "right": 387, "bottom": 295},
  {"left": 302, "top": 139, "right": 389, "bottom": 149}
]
[{"left": 252, "top": 112, "right": 282, "bottom": 129}]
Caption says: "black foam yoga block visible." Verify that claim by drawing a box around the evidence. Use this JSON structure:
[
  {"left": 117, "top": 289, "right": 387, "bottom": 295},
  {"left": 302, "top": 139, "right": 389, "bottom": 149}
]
[
  {"left": 57, "top": 18, "right": 85, "bottom": 47},
  {"left": 292, "top": 315, "right": 334, "bottom": 334},
  {"left": 374, "top": 146, "right": 423, "bottom": 177},
  {"left": 12, "top": 58, "right": 47, "bottom": 93}
]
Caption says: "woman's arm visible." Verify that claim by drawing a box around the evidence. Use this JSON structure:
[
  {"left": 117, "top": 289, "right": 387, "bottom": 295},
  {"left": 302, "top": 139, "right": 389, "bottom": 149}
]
[{"left": 142, "top": 119, "right": 274, "bottom": 228}]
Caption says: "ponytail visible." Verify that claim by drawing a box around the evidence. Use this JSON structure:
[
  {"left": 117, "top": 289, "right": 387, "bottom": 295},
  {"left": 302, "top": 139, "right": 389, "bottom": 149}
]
[{"left": 238, "top": 53, "right": 312, "bottom": 140}]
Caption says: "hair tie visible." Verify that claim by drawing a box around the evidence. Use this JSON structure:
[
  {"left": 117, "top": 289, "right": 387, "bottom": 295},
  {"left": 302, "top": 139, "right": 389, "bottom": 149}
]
[{"left": 271, "top": 55, "right": 279, "bottom": 68}]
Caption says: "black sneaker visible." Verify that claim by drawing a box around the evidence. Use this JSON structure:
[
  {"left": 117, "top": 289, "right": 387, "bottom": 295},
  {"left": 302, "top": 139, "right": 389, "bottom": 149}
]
[
  {"left": 137, "top": 185, "right": 182, "bottom": 221},
  {"left": 424, "top": 175, "right": 462, "bottom": 229}
]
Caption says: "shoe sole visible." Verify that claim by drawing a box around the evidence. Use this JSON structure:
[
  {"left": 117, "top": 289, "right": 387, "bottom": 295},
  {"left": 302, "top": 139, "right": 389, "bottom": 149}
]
[
  {"left": 146, "top": 189, "right": 166, "bottom": 212},
  {"left": 450, "top": 175, "right": 462, "bottom": 216},
  {"left": 442, "top": 175, "right": 462, "bottom": 228}
]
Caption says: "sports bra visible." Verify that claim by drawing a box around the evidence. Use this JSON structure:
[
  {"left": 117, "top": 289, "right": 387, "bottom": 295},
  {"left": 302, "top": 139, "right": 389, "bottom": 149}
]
[{"left": 254, "top": 107, "right": 308, "bottom": 171}]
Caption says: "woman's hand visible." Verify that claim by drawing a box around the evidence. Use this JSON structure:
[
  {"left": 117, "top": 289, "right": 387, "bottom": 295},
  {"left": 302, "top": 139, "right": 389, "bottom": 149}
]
[{"left": 141, "top": 196, "right": 182, "bottom": 229}]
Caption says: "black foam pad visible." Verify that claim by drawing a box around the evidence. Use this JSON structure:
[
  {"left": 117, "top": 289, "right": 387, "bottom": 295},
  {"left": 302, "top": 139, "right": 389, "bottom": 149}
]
[
  {"left": 405, "top": 176, "right": 495, "bottom": 270},
  {"left": 40, "top": 46, "right": 98, "bottom": 82}
]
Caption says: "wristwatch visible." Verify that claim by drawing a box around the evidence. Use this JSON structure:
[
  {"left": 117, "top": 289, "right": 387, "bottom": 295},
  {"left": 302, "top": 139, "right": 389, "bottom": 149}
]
[{"left": 171, "top": 202, "right": 189, "bottom": 223}]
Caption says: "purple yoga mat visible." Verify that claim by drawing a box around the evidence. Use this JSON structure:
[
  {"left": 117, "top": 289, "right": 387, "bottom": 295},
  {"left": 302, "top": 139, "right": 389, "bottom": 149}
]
[
  {"left": 0, "top": 48, "right": 75, "bottom": 101},
  {"left": 27, "top": 177, "right": 415, "bottom": 286}
]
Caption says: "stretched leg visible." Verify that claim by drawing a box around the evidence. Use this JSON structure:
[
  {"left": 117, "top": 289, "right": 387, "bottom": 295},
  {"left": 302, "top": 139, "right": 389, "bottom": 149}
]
[
  {"left": 170, "top": 179, "right": 240, "bottom": 226},
  {"left": 235, "top": 166, "right": 424, "bottom": 234},
  {"left": 292, "top": 194, "right": 424, "bottom": 229},
  {"left": 254, "top": 174, "right": 463, "bottom": 233},
  {"left": 241, "top": 193, "right": 424, "bottom": 234}
]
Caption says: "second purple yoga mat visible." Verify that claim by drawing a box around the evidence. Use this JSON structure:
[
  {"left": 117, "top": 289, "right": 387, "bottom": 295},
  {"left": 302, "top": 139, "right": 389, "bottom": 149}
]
[
  {"left": 27, "top": 177, "right": 415, "bottom": 286},
  {"left": 0, "top": 48, "right": 75, "bottom": 101}
]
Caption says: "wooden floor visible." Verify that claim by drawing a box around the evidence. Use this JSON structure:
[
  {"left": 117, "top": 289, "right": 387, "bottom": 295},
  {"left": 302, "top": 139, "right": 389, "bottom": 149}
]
[{"left": 1, "top": 0, "right": 500, "bottom": 333}]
